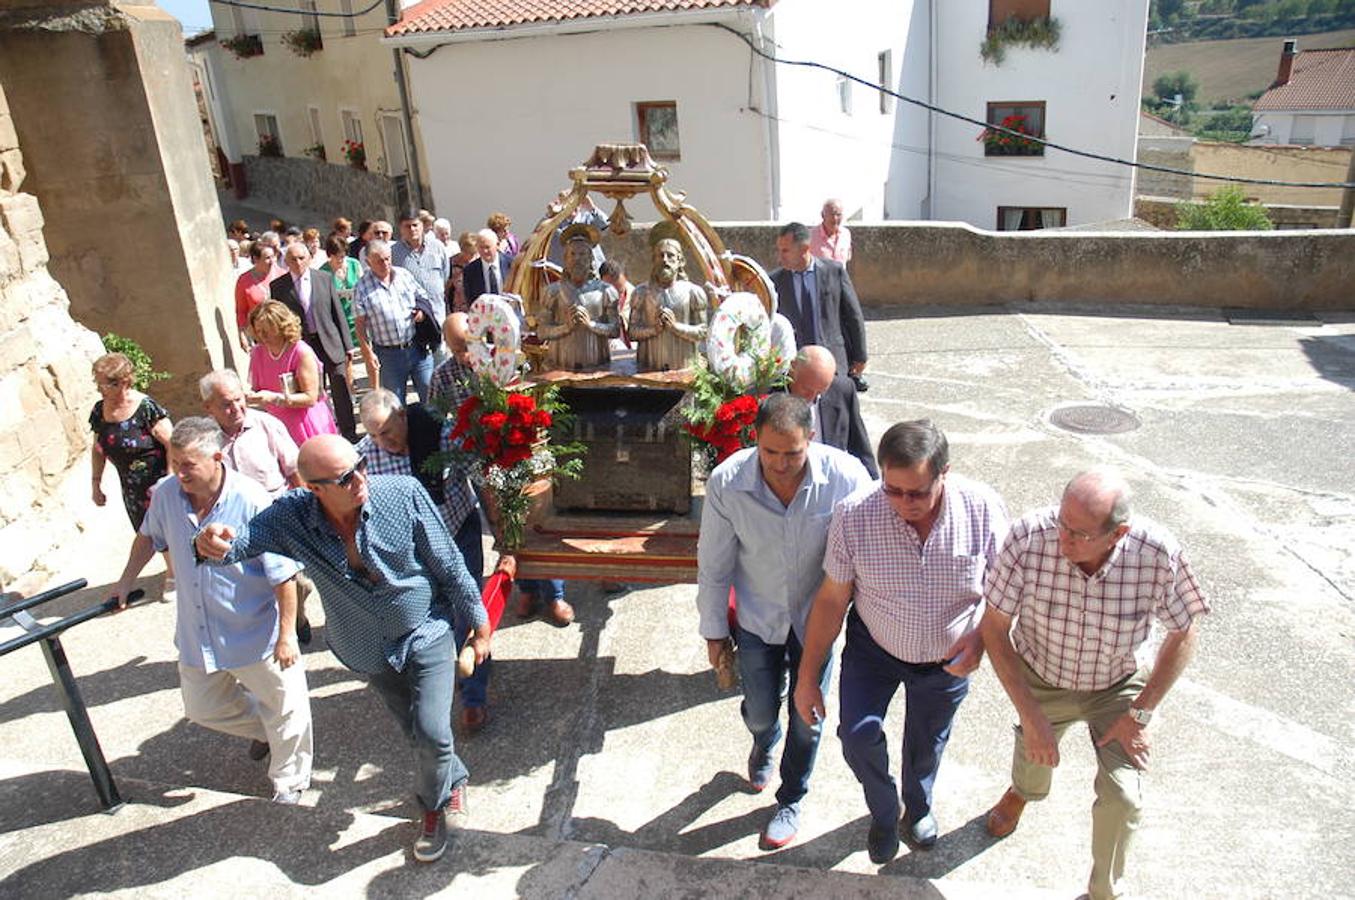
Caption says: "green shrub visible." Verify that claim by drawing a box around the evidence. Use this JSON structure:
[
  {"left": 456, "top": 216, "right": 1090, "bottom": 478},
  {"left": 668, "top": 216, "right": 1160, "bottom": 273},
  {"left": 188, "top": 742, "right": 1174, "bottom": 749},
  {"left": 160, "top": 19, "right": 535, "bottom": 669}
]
[
  {"left": 101, "top": 334, "right": 169, "bottom": 391},
  {"left": 1175, "top": 186, "right": 1274, "bottom": 230}
]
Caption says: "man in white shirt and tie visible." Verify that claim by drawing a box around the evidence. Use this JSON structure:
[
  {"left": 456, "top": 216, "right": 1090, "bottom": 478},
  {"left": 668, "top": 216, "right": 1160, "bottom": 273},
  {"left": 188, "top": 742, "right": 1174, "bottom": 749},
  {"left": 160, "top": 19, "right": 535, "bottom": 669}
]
[{"left": 463, "top": 228, "right": 511, "bottom": 306}]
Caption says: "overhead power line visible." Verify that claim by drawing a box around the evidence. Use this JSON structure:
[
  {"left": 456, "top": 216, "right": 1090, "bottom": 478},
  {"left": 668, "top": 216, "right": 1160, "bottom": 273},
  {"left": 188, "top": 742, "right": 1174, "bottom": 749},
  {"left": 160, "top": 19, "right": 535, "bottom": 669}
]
[
  {"left": 209, "top": 0, "right": 386, "bottom": 19},
  {"left": 708, "top": 22, "right": 1355, "bottom": 190}
]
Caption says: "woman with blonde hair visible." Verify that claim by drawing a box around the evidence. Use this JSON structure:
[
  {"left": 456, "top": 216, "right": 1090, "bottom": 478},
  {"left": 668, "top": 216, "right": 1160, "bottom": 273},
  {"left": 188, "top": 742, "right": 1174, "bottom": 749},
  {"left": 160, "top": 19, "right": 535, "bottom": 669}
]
[
  {"left": 89, "top": 352, "right": 175, "bottom": 590},
  {"left": 487, "top": 211, "right": 519, "bottom": 258},
  {"left": 247, "top": 301, "right": 338, "bottom": 445}
]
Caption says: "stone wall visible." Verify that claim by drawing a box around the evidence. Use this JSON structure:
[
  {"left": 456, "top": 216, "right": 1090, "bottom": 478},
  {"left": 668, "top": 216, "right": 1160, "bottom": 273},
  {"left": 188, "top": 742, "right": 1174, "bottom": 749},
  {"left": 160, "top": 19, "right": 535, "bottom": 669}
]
[
  {"left": 1136, "top": 136, "right": 1195, "bottom": 199},
  {"left": 592, "top": 221, "right": 1355, "bottom": 310},
  {"left": 0, "top": 2, "right": 238, "bottom": 415},
  {"left": 242, "top": 155, "right": 404, "bottom": 224},
  {"left": 0, "top": 82, "right": 106, "bottom": 593}
]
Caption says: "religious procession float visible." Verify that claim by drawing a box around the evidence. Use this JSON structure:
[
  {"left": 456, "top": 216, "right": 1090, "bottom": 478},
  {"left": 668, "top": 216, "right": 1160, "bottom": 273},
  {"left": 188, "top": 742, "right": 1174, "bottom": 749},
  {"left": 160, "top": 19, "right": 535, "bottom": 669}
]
[{"left": 447, "top": 143, "right": 793, "bottom": 583}]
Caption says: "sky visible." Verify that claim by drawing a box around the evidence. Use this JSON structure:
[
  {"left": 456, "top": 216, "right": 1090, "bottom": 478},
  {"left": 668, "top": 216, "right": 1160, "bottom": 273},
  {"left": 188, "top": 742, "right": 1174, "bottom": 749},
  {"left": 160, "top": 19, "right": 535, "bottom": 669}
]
[{"left": 158, "top": 0, "right": 214, "bottom": 34}]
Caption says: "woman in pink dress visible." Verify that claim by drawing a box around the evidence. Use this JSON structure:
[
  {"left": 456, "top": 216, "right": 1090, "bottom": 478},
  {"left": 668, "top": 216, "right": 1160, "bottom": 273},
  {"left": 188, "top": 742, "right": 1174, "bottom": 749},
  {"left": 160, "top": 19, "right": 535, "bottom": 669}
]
[{"left": 247, "top": 300, "right": 338, "bottom": 446}]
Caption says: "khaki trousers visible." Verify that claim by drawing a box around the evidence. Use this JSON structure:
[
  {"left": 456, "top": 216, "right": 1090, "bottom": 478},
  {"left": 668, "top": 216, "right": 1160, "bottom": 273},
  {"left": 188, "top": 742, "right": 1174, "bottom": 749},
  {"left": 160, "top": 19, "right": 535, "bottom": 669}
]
[
  {"left": 178, "top": 656, "right": 313, "bottom": 795},
  {"left": 1010, "top": 657, "right": 1145, "bottom": 900}
]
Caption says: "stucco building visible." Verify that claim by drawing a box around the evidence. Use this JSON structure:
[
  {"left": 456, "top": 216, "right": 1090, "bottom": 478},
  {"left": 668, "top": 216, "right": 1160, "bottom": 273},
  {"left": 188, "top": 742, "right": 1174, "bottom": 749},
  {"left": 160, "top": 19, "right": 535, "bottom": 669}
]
[
  {"left": 385, "top": 0, "right": 1147, "bottom": 231},
  {"left": 1252, "top": 40, "right": 1355, "bottom": 148},
  {"left": 190, "top": 0, "right": 430, "bottom": 221}
]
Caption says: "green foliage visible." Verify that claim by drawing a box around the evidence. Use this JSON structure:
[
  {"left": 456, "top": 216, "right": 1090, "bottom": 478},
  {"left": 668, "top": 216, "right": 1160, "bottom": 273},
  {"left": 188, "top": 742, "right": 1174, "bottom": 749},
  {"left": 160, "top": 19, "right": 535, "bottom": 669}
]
[
  {"left": 1153, "top": 70, "right": 1200, "bottom": 105},
  {"left": 1191, "top": 105, "right": 1256, "bottom": 141},
  {"left": 980, "top": 16, "right": 1062, "bottom": 65},
  {"left": 1175, "top": 186, "right": 1274, "bottom": 230},
  {"left": 101, "top": 334, "right": 169, "bottom": 391},
  {"left": 1150, "top": 1, "right": 1355, "bottom": 42}
]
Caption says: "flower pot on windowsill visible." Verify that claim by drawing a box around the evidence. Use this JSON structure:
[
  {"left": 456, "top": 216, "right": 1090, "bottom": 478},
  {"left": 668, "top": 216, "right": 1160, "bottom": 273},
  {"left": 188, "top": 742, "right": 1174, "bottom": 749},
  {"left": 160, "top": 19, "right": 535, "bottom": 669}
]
[{"left": 222, "top": 33, "right": 264, "bottom": 59}]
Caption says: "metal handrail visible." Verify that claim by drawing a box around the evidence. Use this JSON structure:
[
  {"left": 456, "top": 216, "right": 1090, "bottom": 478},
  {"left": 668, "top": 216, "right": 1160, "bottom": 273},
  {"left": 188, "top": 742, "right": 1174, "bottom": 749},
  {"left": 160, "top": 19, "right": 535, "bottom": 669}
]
[
  {"left": 0, "top": 589, "right": 146, "bottom": 657},
  {"left": 0, "top": 578, "right": 87, "bottom": 622}
]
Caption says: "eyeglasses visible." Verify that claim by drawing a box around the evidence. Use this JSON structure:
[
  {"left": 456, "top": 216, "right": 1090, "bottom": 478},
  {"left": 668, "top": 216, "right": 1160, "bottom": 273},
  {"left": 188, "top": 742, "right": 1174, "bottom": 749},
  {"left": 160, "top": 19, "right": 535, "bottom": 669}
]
[
  {"left": 881, "top": 475, "right": 941, "bottom": 502},
  {"left": 96, "top": 378, "right": 127, "bottom": 388},
  {"left": 1056, "top": 517, "right": 1112, "bottom": 543},
  {"left": 309, "top": 455, "right": 367, "bottom": 487}
]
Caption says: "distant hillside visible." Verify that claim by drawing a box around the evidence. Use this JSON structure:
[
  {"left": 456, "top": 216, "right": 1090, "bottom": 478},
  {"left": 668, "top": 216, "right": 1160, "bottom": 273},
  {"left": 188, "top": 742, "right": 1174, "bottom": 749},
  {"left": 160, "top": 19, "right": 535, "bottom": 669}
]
[{"left": 1143, "top": 28, "right": 1355, "bottom": 105}]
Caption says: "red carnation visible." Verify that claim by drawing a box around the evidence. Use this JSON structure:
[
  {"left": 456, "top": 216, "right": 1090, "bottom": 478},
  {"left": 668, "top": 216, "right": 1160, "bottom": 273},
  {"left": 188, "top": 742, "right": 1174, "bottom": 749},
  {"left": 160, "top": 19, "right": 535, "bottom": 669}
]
[
  {"left": 506, "top": 426, "right": 532, "bottom": 447},
  {"left": 532, "top": 409, "right": 552, "bottom": 428},
  {"left": 507, "top": 393, "right": 535, "bottom": 414},
  {"left": 480, "top": 411, "right": 508, "bottom": 432}
]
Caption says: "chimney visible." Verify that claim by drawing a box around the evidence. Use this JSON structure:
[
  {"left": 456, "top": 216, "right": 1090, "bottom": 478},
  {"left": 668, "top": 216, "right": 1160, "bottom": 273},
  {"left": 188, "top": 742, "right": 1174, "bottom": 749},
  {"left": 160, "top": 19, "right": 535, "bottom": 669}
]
[{"left": 1275, "top": 39, "right": 1298, "bottom": 87}]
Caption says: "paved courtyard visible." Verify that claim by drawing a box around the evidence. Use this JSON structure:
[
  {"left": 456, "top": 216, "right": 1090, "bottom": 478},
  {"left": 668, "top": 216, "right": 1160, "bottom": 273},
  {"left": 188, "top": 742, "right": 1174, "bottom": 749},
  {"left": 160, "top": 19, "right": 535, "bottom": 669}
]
[{"left": 1, "top": 303, "right": 1352, "bottom": 898}]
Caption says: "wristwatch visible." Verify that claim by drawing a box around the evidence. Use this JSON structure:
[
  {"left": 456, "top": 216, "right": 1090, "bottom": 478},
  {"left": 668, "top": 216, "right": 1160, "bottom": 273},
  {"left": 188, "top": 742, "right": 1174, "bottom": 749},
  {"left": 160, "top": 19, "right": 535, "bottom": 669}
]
[{"left": 1128, "top": 706, "right": 1153, "bottom": 726}]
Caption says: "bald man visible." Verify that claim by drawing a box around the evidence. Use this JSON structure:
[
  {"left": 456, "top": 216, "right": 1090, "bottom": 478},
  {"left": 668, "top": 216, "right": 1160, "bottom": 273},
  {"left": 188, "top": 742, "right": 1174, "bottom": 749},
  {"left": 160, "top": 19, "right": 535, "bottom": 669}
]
[
  {"left": 196, "top": 434, "right": 490, "bottom": 865},
  {"left": 980, "top": 467, "right": 1210, "bottom": 900},
  {"left": 789, "top": 345, "right": 876, "bottom": 477}
]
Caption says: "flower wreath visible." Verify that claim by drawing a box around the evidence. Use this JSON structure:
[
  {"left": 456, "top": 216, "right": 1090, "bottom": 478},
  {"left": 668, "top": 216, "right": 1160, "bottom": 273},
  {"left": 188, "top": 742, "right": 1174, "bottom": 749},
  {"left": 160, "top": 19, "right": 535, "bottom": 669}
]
[
  {"left": 467, "top": 295, "right": 521, "bottom": 387},
  {"left": 706, "top": 292, "right": 790, "bottom": 392}
]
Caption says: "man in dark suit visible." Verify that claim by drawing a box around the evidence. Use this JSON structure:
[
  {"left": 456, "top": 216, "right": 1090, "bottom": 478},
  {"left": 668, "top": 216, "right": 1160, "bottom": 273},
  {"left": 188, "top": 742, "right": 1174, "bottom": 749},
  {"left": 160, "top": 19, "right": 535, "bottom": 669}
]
[
  {"left": 772, "top": 223, "right": 875, "bottom": 477},
  {"left": 789, "top": 345, "right": 877, "bottom": 477},
  {"left": 462, "top": 228, "right": 514, "bottom": 306},
  {"left": 272, "top": 242, "right": 357, "bottom": 440}
]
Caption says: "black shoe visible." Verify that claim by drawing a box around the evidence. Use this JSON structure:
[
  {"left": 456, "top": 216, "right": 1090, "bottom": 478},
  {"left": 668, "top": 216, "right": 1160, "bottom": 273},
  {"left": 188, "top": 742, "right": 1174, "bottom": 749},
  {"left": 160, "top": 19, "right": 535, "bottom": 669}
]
[
  {"left": 850, "top": 373, "right": 869, "bottom": 392},
  {"left": 296, "top": 618, "right": 312, "bottom": 645},
  {"left": 248, "top": 739, "right": 270, "bottom": 761},
  {"left": 904, "top": 812, "right": 938, "bottom": 849},
  {"left": 867, "top": 820, "right": 899, "bottom": 864}
]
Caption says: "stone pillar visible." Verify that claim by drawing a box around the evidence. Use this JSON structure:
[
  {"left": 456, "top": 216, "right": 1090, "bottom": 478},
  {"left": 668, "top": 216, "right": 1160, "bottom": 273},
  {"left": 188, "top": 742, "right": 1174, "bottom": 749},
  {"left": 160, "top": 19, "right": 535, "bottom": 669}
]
[
  {"left": 0, "top": 0, "right": 238, "bottom": 415},
  {"left": 0, "top": 80, "right": 107, "bottom": 593}
]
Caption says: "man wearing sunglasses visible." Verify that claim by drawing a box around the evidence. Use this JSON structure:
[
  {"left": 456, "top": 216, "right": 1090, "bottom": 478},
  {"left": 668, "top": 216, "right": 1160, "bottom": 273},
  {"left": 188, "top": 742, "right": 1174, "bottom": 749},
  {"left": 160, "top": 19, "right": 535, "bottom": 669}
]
[
  {"left": 195, "top": 434, "right": 490, "bottom": 866},
  {"left": 979, "top": 467, "right": 1209, "bottom": 900},
  {"left": 793, "top": 420, "right": 1009, "bottom": 863}
]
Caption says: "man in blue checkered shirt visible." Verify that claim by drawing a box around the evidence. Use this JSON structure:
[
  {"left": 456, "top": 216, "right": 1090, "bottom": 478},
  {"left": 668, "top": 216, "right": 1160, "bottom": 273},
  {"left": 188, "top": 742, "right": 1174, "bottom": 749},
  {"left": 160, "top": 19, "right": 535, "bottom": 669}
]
[
  {"left": 195, "top": 434, "right": 488, "bottom": 865},
  {"left": 354, "top": 240, "right": 435, "bottom": 405}
]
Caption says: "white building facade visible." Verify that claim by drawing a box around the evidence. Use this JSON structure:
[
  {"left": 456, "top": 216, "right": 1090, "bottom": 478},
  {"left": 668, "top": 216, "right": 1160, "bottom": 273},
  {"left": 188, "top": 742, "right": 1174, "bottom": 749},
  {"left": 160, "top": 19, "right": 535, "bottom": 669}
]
[
  {"left": 390, "top": 0, "right": 1147, "bottom": 232},
  {"left": 190, "top": 0, "right": 428, "bottom": 217}
]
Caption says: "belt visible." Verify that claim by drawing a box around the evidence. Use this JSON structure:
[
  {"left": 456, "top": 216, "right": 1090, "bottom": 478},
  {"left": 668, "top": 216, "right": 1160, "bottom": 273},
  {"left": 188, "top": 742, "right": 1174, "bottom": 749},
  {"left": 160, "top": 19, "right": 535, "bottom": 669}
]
[{"left": 374, "top": 340, "right": 415, "bottom": 349}]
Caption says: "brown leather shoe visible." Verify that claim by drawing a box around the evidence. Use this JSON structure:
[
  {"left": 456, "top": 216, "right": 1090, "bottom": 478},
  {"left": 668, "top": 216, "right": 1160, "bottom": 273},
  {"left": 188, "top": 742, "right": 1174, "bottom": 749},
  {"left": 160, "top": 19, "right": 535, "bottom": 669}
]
[
  {"left": 986, "top": 788, "right": 1027, "bottom": 838},
  {"left": 458, "top": 705, "right": 488, "bottom": 733},
  {"left": 546, "top": 598, "right": 575, "bottom": 626}
]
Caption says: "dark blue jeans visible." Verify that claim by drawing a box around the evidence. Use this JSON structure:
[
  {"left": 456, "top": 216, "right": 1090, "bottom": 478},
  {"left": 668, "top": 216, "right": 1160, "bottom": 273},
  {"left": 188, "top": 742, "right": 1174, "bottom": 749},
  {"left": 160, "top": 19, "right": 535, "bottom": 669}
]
[
  {"left": 838, "top": 608, "right": 970, "bottom": 827},
  {"left": 737, "top": 625, "right": 832, "bottom": 808},
  {"left": 367, "top": 628, "right": 466, "bottom": 812},
  {"left": 520, "top": 578, "right": 564, "bottom": 602},
  {"left": 451, "top": 510, "right": 489, "bottom": 708},
  {"left": 374, "top": 343, "right": 432, "bottom": 405}
]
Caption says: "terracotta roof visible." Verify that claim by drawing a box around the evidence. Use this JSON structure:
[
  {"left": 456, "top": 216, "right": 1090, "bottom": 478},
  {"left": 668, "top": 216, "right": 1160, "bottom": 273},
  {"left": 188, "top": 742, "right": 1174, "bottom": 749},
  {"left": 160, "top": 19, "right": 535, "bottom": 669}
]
[
  {"left": 389, "top": 0, "right": 769, "bottom": 36},
  {"left": 1254, "top": 47, "right": 1355, "bottom": 112}
]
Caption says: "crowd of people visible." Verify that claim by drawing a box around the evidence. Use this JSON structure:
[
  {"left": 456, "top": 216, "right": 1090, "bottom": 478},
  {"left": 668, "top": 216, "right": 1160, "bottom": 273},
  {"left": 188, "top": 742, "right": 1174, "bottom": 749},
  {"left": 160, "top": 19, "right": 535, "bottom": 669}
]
[{"left": 84, "top": 196, "right": 1206, "bottom": 898}]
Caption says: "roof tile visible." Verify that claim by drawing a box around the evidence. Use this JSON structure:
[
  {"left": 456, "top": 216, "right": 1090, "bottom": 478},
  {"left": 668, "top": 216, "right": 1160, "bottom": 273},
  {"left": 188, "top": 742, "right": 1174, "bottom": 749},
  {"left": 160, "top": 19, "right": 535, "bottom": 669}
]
[
  {"left": 1254, "top": 47, "right": 1355, "bottom": 112},
  {"left": 389, "top": 0, "right": 767, "bottom": 36}
]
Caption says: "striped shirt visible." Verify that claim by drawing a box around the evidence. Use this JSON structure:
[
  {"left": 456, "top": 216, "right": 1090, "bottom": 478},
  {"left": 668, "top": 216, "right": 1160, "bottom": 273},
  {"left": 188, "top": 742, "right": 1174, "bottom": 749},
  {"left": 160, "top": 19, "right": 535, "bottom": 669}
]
[
  {"left": 354, "top": 267, "right": 425, "bottom": 347},
  {"left": 824, "top": 475, "right": 1009, "bottom": 663},
  {"left": 985, "top": 508, "right": 1210, "bottom": 691}
]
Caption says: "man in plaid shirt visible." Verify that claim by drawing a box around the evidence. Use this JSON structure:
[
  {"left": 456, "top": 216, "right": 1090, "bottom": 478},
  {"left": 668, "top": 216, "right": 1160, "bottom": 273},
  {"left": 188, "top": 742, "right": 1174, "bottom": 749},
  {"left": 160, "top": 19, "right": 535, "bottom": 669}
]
[
  {"left": 794, "top": 420, "right": 1008, "bottom": 863},
  {"left": 980, "top": 467, "right": 1209, "bottom": 900}
]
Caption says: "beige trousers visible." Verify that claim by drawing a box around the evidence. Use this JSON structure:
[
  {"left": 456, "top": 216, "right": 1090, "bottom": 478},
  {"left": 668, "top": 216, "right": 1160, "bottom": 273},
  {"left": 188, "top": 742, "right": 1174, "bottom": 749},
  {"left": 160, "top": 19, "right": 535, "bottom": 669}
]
[
  {"left": 178, "top": 656, "right": 313, "bottom": 795},
  {"left": 1010, "top": 657, "right": 1146, "bottom": 900}
]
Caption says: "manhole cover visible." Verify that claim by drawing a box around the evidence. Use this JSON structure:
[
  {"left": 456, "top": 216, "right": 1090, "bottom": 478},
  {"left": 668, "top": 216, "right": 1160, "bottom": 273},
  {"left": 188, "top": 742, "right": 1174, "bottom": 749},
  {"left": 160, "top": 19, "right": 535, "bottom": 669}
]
[{"left": 1048, "top": 404, "right": 1140, "bottom": 435}]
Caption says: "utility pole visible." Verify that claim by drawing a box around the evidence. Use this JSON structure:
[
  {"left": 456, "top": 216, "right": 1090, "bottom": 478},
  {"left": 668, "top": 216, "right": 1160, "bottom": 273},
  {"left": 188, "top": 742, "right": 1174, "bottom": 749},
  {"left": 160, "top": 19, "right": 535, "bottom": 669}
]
[{"left": 386, "top": 0, "right": 425, "bottom": 211}]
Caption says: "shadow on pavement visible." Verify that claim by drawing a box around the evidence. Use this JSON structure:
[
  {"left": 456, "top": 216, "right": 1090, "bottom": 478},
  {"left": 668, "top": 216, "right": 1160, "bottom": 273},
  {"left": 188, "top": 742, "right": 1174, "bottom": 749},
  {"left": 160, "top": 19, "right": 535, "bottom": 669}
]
[
  {"left": 1301, "top": 334, "right": 1355, "bottom": 391},
  {"left": 0, "top": 770, "right": 404, "bottom": 894}
]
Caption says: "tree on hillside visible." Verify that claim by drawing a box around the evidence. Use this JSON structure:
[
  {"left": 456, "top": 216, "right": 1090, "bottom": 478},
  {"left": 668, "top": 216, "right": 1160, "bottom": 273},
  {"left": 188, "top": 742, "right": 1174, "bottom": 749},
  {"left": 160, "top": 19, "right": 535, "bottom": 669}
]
[
  {"left": 1153, "top": 70, "right": 1200, "bottom": 105},
  {"left": 1175, "top": 186, "right": 1274, "bottom": 230}
]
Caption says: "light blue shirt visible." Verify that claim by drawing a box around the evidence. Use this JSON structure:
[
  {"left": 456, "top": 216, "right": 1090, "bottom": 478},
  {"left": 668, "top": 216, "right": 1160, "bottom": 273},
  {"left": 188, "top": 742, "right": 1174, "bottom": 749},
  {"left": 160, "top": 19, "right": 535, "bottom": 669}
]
[
  {"left": 391, "top": 236, "right": 449, "bottom": 323},
  {"left": 696, "top": 442, "right": 873, "bottom": 644},
  {"left": 141, "top": 468, "right": 300, "bottom": 673}
]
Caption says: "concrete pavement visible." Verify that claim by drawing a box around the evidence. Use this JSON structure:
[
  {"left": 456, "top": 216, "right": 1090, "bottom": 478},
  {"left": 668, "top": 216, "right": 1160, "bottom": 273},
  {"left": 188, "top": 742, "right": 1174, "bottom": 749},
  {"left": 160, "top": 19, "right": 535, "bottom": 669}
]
[{"left": 1, "top": 304, "right": 1352, "bottom": 898}]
